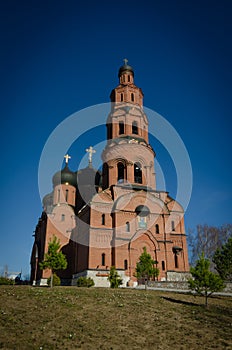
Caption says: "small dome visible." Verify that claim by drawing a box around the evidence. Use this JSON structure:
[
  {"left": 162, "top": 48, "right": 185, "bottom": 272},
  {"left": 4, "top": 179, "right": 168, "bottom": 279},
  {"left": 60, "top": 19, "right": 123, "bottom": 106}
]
[
  {"left": 52, "top": 164, "right": 77, "bottom": 187},
  {"left": 118, "top": 62, "right": 134, "bottom": 78},
  {"left": 42, "top": 192, "right": 53, "bottom": 207}
]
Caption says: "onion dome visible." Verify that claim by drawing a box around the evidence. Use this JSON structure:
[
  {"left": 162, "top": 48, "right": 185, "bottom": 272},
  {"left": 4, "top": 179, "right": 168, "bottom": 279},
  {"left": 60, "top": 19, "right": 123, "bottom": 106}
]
[
  {"left": 118, "top": 59, "right": 134, "bottom": 77},
  {"left": 42, "top": 192, "right": 53, "bottom": 208},
  {"left": 77, "top": 165, "right": 101, "bottom": 188},
  {"left": 52, "top": 164, "right": 77, "bottom": 187}
]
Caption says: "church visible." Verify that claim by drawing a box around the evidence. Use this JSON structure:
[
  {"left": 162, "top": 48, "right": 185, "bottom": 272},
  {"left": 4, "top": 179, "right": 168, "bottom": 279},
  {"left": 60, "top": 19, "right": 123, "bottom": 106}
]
[{"left": 30, "top": 61, "right": 189, "bottom": 287}]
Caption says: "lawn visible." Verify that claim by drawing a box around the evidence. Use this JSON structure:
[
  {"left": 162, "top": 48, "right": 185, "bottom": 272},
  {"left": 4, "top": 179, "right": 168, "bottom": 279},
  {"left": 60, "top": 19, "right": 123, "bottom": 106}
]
[{"left": 0, "top": 286, "right": 231, "bottom": 349}]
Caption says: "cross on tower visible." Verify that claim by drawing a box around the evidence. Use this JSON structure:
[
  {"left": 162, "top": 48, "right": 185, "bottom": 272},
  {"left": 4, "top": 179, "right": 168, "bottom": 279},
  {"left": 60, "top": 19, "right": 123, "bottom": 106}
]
[
  {"left": 123, "top": 58, "right": 128, "bottom": 65},
  {"left": 64, "top": 154, "right": 71, "bottom": 164},
  {"left": 86, "top": 146, "right": 96, "bottom": 164}
]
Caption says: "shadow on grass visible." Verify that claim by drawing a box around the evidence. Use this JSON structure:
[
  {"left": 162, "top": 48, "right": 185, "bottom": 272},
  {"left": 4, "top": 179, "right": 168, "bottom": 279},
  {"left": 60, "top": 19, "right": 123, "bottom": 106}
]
[{"left": 161, "top": 296, "right": 199, "bottom": 307}]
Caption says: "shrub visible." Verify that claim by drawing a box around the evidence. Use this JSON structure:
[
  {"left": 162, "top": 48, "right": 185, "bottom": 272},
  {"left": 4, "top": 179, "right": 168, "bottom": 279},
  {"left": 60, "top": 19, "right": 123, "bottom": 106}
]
[
  {"left": 108, "top": 266, "right": 123, "bottom": 288},
  {"left": 47, "top": 273, "right": 61, "bottom": 286},
  {"left": 0, "top": 277, "right": 14, "bottom": 285},
  {"left": 76, "top": 277, "right": 95, "bottom": 287}
]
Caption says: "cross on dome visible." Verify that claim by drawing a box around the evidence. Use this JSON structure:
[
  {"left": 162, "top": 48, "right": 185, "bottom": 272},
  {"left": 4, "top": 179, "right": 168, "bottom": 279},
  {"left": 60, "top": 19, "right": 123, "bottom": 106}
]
[
  {"left": 86, "top": 146, "right": 96, "bottom": 164},
  {"left": 123, "top": 58, "right": 128, "bottom": 65},
  {"left": 64, "top": 154, "right": 71, "bottom": 164}
]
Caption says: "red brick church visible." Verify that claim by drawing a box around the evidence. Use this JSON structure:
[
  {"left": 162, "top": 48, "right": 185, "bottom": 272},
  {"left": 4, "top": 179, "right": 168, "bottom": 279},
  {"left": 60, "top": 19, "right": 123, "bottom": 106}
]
[{"left": 30, "top": 61, "right": 189, "bottom": 286}]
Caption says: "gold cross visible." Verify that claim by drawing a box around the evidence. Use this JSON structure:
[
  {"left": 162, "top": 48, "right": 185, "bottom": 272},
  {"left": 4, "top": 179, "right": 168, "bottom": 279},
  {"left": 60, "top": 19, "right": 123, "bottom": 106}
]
[
  {"left": 123, "top": 58, "right": 128, "bottom": 65},
  {"left": 64, "top": 154, "right": 71, "bottom": 164},
  {"left": 86, "top": 146, "right": 96, "bottom": 163}
]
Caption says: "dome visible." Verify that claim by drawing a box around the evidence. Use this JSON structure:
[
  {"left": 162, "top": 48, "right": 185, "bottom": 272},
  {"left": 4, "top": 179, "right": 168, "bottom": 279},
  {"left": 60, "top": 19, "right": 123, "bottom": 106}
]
[
  {"left": 52, "top": 164, "right": 77, "bottom": 187},
  {"left": 42, "top": 192, "right": 53, "bottom": 207},
  {"left": 77, "top": 165, "right": 101, "bottom": 187},
  {"left": 118, "top": 62, "right": 134, "bottom": 78}
]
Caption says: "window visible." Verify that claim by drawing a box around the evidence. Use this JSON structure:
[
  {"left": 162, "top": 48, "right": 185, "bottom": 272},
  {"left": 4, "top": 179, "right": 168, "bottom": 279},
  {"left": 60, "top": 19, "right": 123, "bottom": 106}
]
[
  {"left": 134, "top": 162, "right": 142, "bottom": 184},
  {"left": 119, "top": 121, "right": 124, "bottom": 135},
  {"left": 117, "top": 162, "right": 125, "bottom": 182},
  {"left": 128, "top": 75, "right": 130, "bottom": 82},
  {"left": 126, "top": 221, "right": 130, "bottom": 232},
  {"left": 131, "top": 93, "right": 134, "bottom": 102},
  {"left": 65, "top": 189, "right": 69, "bottom": 202},
  {"left": 155, "top": 224, "right": 159, "bottom": 234},
  {"left": 171, "top": 221, "right": 175, "bottom": 231},
  {"left": 120, "top": 93, "right": 123, "bottom": 101},
  {"left": 103, "top": 163, "right": 109, "bottom": 188},
  {"left": 101, "top": 214, "right": 105, "bottom": 225},
  {"left": 174, "top": 254, "right": 178, "bottom": 268},
  {"left": 57, "top": 189, "right": 60, "bottom": 203},
  {"left": 61, "top": 214, "right": 65, "bottom": 222},
  {"left": 107, "top": 123, "right": 112, "bottom": 140},
  {"left": 162, "top": 261, "right": 165, "bottom": 271},
  {"left": 132, "top": 121, "right": 138, "bottom": 134},
  {"left": 102, "top": 253, "right": 105, "bottom": 266},
  {"left": 124, "top": 259, "right": 128, "bottom": 270}
]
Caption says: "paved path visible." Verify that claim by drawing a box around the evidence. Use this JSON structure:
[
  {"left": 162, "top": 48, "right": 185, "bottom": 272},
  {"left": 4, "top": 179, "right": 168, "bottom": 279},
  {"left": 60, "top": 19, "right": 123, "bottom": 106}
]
[{"left": 135, "top": 285, "right": 232, "bottom": 297}]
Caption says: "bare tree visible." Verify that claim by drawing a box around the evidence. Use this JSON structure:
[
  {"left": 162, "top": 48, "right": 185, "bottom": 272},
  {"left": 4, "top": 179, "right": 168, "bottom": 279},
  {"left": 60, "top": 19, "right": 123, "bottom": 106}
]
[{"left": 188, "top": 224, "right": 232, "bottom": 268}]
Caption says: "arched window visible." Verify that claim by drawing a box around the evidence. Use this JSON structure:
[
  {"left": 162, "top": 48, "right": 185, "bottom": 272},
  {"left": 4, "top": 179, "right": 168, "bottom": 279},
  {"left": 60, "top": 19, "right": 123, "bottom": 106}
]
[
  {"left": 119, "top": 121, "right": 124, "bottom": 135},
  {"left": 132, "top": 121, "right": 138, "bottom": 134},
  {"left": 126, "top": 221, "right": 130, "bottom": 232},
  {"left": 107, "top": 123, "right": 112, "bottom": 140},
  {"left": 155, "top": 224, "right": 159, "bottom": 234},
  {"left": 174, "top": 254, "right": 178, "bottom": 268},
  {"left": 120, "top": 93, "right": 123, "bottom": 101},
  {"left": 103, "top": 163, "right": 109, "bottom": 189},
  {"left": 61, "top": 214, "right": 65, "bottom": 222},
  {"left": 124, "top": 259, "right": 128, "bottom": 270},
  {"left": 171, "top": 221, "right": 175, "bottom": 231},
  {"left": 128, "top": 75, "right": 130, "bottom": 82},
  {"left": 65, "top": 189, "right": 69, "bottom": 202},
  {"left": 162, "top": 261, "right": 165, "bottom": 271},
  {"left": 57, "top": 189, "right": 60, "bottom": 203},
  {"left": 134, "top": 163, "right": 142, "bottom": 184},
  {"left": 102, "top": 253, "right": 105, "bottom": 266},
  {"left": 102, "top": 214, "right": 105, "bottom": 225},
  {"left": 131, "top": 93, "right": 134, "bottom": 102},
  {"left": 117, "top": 162, "right": 125, "bottom": 183}
]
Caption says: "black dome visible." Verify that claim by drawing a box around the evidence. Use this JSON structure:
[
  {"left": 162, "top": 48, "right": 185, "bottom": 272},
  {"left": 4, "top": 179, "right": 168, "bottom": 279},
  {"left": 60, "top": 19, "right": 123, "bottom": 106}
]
[
  {"left": 118, "top": 63, "right": 134, "bottom": 78},
  {"left": 52, "top": 164, "right": 77, "bottom": 187},
  {"left": 77, "top": 165, "right": 101, "bottom": 187}
]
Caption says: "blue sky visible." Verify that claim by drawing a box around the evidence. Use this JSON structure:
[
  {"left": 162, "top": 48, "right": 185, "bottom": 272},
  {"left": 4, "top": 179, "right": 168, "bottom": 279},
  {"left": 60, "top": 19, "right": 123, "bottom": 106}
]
[{"left": 0, "top": 0, "right": 231, "bottom": 277}]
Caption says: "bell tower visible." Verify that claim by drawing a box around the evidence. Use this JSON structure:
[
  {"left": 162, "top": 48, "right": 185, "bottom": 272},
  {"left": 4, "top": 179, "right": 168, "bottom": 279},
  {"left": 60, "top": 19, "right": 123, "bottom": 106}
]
[{"left": 102, "top": 60, "right": 156, "bottom": 190}]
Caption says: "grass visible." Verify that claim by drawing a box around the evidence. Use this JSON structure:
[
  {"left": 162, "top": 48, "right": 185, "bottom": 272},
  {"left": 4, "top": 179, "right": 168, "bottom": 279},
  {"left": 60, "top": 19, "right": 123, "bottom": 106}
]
[{"left": 0, "top": 286, "right": 231, "bottom": 350}]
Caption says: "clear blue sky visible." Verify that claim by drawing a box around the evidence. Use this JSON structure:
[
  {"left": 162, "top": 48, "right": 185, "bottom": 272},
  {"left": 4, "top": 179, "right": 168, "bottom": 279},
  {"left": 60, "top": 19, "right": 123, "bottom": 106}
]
[{"left": 0, "top": 0, "right": 231, "bottom": 277}]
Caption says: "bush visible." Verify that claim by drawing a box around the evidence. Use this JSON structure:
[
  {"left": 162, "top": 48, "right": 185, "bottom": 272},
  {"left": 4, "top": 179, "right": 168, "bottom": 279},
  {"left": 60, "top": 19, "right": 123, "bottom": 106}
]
[
  {"left": 76, "top": 277, "right": 95, "bottom": 288},
  {"left": 0, "top": 277, "right": 14, "bottom": 285},
  {"left": 47, "top": 273, "right": 61, "bottom": 287},
  {"left": 108, "top": 266, "right": 123, "bottom": 288}
]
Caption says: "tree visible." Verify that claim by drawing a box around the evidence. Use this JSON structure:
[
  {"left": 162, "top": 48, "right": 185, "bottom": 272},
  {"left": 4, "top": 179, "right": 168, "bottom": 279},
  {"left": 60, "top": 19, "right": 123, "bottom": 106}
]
[
  {"left": 135, "top": 247, "right": 159, "bottom": 288},
  {"left": 108, "top": 266, "right": 123, "bottom": 288},
  {"left": 213, "top": 237, "right": 232, "bottom": 281},
  {"left": 40, "top": 236, "right": 67, "bottom": 288},
  {"left": 188, "top": 253, "right": 225, "bottom": 306},
  {"left": 188, "top": 224, "right": 232, "bottom": 267}
]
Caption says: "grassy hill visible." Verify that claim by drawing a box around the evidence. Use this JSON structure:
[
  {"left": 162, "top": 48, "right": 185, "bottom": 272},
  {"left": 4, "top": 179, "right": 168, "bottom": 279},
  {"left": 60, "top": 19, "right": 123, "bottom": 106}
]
[{"left": 0, "top": 286, "right": 231, "bottom": 349}]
